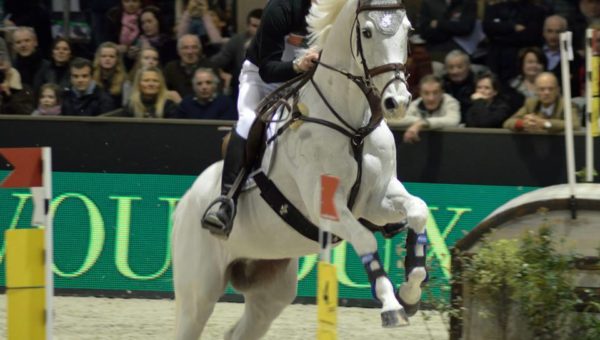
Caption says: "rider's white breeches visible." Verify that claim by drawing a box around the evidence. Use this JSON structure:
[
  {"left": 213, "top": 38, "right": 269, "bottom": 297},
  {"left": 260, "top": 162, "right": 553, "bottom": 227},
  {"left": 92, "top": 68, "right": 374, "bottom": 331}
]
[{"left": 235, "top": 60, "right": 281, "bottom": 139}]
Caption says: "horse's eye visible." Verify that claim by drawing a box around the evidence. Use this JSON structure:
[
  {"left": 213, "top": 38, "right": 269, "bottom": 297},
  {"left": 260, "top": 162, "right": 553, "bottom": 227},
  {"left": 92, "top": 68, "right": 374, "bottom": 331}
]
[{"left": 362, "top": 28, "right": 372, "bottom": 39}]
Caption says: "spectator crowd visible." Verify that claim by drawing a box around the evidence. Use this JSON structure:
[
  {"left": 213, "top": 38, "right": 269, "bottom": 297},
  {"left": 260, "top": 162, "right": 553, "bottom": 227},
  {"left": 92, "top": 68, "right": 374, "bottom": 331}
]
[{"left": 0, "top": 0, "right": 598, "bottom": 139}]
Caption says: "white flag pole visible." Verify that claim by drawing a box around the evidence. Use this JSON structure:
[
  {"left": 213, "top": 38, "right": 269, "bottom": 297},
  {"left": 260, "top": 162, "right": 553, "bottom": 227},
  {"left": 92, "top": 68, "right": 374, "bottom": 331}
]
[
  {"left": 585, "top": 29, "right": 594, "bottom": 182},
  {"left": 42, "top": 147, "right": 53, "bottom": 340},
  {"left": 559, "top": 31, "right": 577, "bottom": 218}
]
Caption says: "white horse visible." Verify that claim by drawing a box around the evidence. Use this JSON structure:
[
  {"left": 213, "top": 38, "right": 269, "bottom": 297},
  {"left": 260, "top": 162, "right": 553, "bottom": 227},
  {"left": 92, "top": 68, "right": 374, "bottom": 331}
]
[{"left": 172, "top": 0, "right": 429, "bottom": 339}]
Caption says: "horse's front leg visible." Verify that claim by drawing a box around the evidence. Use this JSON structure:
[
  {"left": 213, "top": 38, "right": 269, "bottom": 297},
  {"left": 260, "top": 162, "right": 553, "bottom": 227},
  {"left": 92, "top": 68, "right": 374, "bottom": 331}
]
[
  {"left": 297, "top": 175, "right": 409, "bottom": 328},
  {"left": 362, "top": 177, "right": 429, "bottom": 316}
]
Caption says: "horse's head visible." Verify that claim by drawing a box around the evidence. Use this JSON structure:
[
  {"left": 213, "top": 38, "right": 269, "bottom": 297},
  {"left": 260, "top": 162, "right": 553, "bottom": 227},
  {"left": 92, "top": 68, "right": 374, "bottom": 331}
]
[
  {"left": 308, "top": 0, "right": 413, "bottom": 120},
  {"left": 354, "top": 0, "right": 412, "bottom": 119}
]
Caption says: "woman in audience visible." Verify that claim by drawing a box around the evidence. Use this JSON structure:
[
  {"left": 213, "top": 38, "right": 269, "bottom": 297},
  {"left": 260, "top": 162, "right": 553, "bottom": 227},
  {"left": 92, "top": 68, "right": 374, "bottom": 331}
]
[
  {"left": 509, "top": 47, "right": 547, "bottom": 99},
  {"left": 177, "top": 0, "right": 226, "bottom": 53},
  {"left": 129, "top": 6, "right": 177, "bottom": 65},
  {"left": 127, "top": 46, "right": 160, "bottom": 81},
  {"left": 107, "top": 0, "right": 143, "bottom": 62},
  {"left": 45, "top": 38, "right": 73, "bottom": 89},
  {"left": 32, "top": 83, "right": 62, "bottom": 116},
  {"left": 93, "top": 42, "right": 128, "bottom": 107},
  {"left": 124, "top": 66, "right": 177, "bottom": 118},
  {"left": 465, "top": 72, "right": 512, "bottom": 128}
]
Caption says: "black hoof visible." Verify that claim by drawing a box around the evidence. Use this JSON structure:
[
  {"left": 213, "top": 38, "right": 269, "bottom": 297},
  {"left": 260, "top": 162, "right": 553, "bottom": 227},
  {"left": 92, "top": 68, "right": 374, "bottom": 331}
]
[
  {"left": 381, "top": 309, "right": 409, "bottom": 328},
  {"left": 397, "top": 295, "right": 420, "bottom": 317}
]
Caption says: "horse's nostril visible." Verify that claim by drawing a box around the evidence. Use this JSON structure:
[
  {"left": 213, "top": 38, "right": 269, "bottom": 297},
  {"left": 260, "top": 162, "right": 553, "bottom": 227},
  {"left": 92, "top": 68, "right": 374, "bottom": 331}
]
[{"left": 384, "top": 98, "right": 397, "bottom": 110}]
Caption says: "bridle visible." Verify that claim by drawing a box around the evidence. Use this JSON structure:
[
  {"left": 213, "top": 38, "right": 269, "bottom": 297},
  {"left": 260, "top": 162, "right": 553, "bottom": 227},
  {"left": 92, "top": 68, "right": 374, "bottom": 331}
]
[
  {"left": 314, "top": 0, "right": 409, "bottom": 126},
  {"left": 258, "top": 0, "right": 410, "bottom": 210}
]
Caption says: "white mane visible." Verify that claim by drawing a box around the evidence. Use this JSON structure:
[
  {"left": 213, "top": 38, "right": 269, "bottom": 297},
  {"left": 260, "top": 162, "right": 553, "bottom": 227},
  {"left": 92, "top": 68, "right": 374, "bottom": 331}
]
[{"left": 307, "top": 0, "right": 350, "bottom": 48}]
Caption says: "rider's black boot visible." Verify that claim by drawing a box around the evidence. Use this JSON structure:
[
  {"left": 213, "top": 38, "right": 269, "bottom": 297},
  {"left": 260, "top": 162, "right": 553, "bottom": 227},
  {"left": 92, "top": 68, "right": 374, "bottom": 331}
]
[{"left": 201, "top": 131, "right": 247, "bottom": 238}]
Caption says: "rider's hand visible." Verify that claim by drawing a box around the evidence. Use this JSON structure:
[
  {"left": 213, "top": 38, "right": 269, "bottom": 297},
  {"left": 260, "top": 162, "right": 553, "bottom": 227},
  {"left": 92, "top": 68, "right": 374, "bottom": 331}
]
[{"left": 294, "top": 49, "right": 319, "bottom": 73}]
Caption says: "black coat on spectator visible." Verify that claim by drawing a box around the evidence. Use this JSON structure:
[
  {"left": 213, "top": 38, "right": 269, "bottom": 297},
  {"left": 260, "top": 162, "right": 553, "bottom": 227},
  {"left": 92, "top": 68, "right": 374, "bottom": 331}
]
[
  {"left": 465, "top": 97, "right": 512, "bottom": 128},
  {"left": 164, "top": 58, "right": 218, "bottom": 98},
  {"left": 443, "top": 71, "right": 476, "bottom": 123},
  {"left": 0, "top": 85, "right": 35, "bottom": 115},
  {"left": 483, "top": 0, "right": 547, "bottom": 82},
  {"left": 62, "top": 85, "right": 114, "bottom": 116},
  {"left": 45, "top": 63, "right": 71, "bottom": 89},
  {"left": 123, "top": 98, "right": 178, "bottom": 118},
  {"left": 418, "top": 0, "right": 477, "bottom": 61},
  {"left": 14, "top": 52, "right": 51, "bottom": 93},
  {"left": 4, "top": 0, "right": 53, "bottom": 57},
  {"left": 174, "top": 95, "right": 237, "bottom": 120}
]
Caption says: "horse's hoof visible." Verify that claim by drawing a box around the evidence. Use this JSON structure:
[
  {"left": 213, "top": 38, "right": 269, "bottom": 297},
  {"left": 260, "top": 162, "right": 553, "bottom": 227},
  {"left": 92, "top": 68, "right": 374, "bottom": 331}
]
[
  {"left": 397, "top": 296, "right": 420, "bottom": 317},
  {"left": 381, "top": 309, "right": 409, "bottom": 328}
]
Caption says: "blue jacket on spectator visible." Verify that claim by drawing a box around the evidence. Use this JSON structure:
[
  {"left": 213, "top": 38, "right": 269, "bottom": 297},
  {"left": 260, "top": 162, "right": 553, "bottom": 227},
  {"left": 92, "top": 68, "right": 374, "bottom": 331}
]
[{"left": 175, "top": 95, "right": 237, "bottom": 120}]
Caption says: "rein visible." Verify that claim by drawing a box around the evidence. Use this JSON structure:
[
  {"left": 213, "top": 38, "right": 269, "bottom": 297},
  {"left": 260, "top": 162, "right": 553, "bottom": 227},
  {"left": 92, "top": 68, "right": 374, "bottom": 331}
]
[{"left": 260, "top": 0, "right": 408, "bottom": 210}]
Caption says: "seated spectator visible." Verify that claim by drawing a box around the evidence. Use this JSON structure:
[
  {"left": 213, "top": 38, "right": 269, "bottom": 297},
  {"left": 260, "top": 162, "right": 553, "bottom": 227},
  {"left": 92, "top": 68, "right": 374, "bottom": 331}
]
[
  {"left": 465, "top": 72, "right": 512, "bottom": 128},
  {"left": 124, "top": 66, "right": 177, "bottom": 118},
  {"left": 11, "top": 27, "right": 51, "bottom": 93},
  {"left": 3, "top": 0, "right": 53, "bottom": 56},
  {"left": 418, "top": 0, "right": 478, "bottom": 62},
  {"left": 93, "top": 42, "right": 128, "bottom": 107},
  {"left": 210, "top": 8, "right": 262, "bottom": 100},
  {"left": 406, "top": 37, "right": 433, "bottom": 98},
  {"left": 388, "top": 75, "right": 460, "bottom": 143},
  {"left": 164, "top": 34, "right": 217, "bottom": 99},
  {"left": 107, "top": 0, "right": 142, "bottom": 61},
  {"left": 32, "top": 83, "right": 62, "bottom": 116},
  {"left": 127, "top": 46, "right": 160, "bottom": 83},
  {"left": 45, "top": 38, "right": 73, "bottom": 89},
  {"left": 503, "top": 72, "right": 581, "bottom": 132},
  {"left": 129, "top": 6, "right": 178, "bottom": 66},
  {"left": 542, "top": 15, "right": 583, "bottom": 97},
  {"left": 0, "top": 53, "right": 35, "bottom": 115},
  {"left": 483, "top": 0, "right": 546, "bottom": 82},
  {"left": 442, "top": 50, "right": 476, "bottom": 122},
  {"left": 62, "top": 58, "right": 114, "bottom": 116},
  {"left": 510, "top": 47, "right": 547, "bottom": 99},
  {"left": 174, "top": 68, "right": 236, "bottom": 120}
]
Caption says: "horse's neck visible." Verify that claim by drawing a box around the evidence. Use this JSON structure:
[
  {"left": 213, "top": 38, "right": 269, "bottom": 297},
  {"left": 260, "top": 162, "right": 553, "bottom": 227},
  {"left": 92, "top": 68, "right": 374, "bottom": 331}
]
[{"left": 303, "top": 55, "right": 369, "bottom": 129}]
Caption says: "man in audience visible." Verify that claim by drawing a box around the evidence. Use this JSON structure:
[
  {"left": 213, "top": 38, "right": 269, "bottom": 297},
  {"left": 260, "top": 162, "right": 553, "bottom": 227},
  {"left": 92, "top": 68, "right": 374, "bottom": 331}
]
[
  {"left": 62, "top": 58, "right": 114, "bottom": 116},
  {"left": 388, "top": 75, "right": 460, "bottom": 143},
  {"left": 442, "top": 49, "right": 476, "bottom": 122},
  {"left": 542, "top": 15, "right": 582, "bottom": 96},
  {"left": 210, "top": 8, "right": 263, "bottom": 100},
  {"left": 174, "top": 68, "right": 236, "bottom": 120},
  {"left": 418, "top": 0, "right": 478, "bottom": 62},
  {"left": 503, "top": 72, "right": 580, "bottom": 132},
  {"left": 11, "top": 27, "right": 50, "bottom": 93},
  {"left": 164, "top": 34, "right": 217, "bottom": 99}
]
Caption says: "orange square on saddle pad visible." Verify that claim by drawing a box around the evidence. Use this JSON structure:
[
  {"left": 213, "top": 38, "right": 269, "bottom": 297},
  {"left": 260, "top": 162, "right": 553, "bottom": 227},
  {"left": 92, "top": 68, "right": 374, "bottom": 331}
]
[{"left": 320, "top": 175, "right": 340, "bottom": 221}]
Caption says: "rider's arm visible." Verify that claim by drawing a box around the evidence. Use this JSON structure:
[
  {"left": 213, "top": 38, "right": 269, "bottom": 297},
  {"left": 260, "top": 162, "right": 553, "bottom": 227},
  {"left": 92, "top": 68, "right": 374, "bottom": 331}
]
[{"left": 254, "top": 0, "right": 302, "bottom": 83}]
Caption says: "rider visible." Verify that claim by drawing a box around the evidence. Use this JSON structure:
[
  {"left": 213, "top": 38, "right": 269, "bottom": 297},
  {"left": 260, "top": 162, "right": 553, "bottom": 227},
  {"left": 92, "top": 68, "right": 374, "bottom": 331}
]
[{"left": 202, "top": 0, "right": 320, "bottom": 237}]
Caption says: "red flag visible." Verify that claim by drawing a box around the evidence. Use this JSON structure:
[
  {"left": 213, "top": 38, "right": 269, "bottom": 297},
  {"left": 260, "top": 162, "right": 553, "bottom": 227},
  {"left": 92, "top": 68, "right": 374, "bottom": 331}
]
[
  {"left": 320, "top": 175, "right": 340, "bottom": 221},
  {"left": 0, "top": 148, "right": 43, "bottom": 188}
]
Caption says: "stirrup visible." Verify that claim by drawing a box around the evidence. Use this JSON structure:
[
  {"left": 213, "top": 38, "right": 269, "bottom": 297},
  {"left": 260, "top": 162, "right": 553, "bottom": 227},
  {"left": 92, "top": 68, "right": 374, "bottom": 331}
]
[{"left": 202, "top": 196, "right": 235, "bottom": 239}]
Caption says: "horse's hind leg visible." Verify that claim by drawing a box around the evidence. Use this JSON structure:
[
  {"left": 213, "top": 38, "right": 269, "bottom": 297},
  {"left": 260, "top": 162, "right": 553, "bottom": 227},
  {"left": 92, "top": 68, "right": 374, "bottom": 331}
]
[{"left": 225, "top": 258, "right": 298, "bottom": 340}]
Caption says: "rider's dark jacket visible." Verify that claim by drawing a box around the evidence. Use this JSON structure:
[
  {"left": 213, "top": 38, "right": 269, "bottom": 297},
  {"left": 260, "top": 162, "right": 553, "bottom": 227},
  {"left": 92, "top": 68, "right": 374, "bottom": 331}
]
[{"left": 246, "top": 0, "right": 311, "bottom": 83}]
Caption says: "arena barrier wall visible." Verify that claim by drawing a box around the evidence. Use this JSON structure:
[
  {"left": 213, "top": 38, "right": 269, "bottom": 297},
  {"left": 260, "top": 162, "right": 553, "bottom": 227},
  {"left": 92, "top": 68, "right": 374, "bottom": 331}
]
[{"left": 1, "top": 115, "right": 598, "bottom": 305}]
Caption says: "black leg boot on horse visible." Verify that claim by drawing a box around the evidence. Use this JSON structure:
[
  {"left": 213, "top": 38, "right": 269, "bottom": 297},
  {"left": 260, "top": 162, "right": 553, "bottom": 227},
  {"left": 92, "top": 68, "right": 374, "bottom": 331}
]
[{"left": 201, "top": 130, "right": 248, "bottom": 238}]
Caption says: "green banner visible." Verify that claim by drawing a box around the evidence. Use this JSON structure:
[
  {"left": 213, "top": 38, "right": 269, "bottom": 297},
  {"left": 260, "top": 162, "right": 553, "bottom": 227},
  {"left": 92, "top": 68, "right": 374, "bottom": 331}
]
[{"left": 0, "top": 171, "right": 536, "bottom": 302}]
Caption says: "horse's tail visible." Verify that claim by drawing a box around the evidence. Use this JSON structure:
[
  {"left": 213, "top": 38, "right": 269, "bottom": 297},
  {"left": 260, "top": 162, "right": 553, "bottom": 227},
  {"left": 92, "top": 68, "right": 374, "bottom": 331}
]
[{"left": 227, "top": 259, "right": 291, "bottom": 292}]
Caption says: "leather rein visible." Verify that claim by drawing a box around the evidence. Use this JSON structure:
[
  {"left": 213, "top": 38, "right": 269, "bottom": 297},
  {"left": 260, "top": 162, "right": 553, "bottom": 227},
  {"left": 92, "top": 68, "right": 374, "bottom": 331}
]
[{"left": 258, "top": 0, "right": 408, "bottom": 210}]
